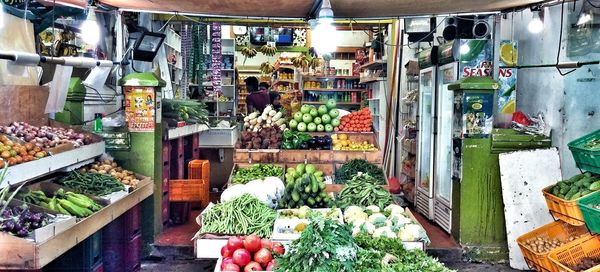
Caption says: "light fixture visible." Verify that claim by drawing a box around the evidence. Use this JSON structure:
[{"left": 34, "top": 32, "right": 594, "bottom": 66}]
[
  {"left": 459, "top": 43, "right": 470, "bottom": 55},
  {"left": 80, "top": 7, "right": 100, "bottom": 45},
  {"left": 528, "top": 10, "right": 544, "bottom": 34},
  {"left": 131, "top": 31, "right": 166, "bottom": 62},
  {"left": 577, "top": 12, "right": 593, "bottom": 26},
  {"left": 311, "top": 0, "right": 339, "bottom": 55}
]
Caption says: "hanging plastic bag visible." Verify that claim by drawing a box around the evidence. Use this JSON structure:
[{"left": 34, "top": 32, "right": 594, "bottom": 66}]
[{"left": 45, "top": 65, "right": 73, "bottom": 113}]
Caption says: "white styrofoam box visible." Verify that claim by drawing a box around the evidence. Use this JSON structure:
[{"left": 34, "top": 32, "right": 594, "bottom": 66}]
[
  {"left": 31, "top": 222, "right": 54, "bottom": 243},
  {"left": 195, "top": 237, "right": 228, "bottom": 259},
  {"left": 198, "top": 126, "right": 239, "bottom": 147},
  {"left": 168, "top": 124, "right": 210, "bottom": 140},
  {"left": 272, "top": 208, "right": 343, "bottom": 241},
  {"left": 53, "top": 215, "right": 77, "bottom": 235},
  {"left": 100, "top": 190, "right": 128, "bottom": 203}
]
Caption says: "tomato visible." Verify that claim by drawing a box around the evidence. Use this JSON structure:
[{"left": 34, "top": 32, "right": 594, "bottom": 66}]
[
  {"left": 243, "top": 234, "right": 262, "bottom": 253},
  {"left": 227, "top": 236, "right": 244, "bottom": 251},
  {"left": 253, "top": 248, "right": 272, "bottom": 267}
]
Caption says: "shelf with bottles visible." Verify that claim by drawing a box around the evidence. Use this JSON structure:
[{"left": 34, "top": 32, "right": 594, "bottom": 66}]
[
  {"left": 303, "top": 91, "right": 361, "bottom": 105},
  {"left": 303, "top": 78, "right": 366, "bottom": 90}
]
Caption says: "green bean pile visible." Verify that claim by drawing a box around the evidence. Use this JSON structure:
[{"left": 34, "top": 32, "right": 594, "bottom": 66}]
[
  {"left": 337, "top": 173, "right": 393, "bottom": 210},
  {"left": 201, "top": 194, "right": 276, "bottom": 237},
  {"left": 57, "top": 171, "right": 125, "bottom": 196}
]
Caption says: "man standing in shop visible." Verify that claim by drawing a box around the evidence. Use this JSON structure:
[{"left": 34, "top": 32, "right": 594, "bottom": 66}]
[{"left": 245, "top": 76, "right": 270, "bottom": 113}]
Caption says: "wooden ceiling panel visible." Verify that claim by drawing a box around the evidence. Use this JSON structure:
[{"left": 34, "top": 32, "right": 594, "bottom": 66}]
[
  {"left": 99, "top": 0, "right": 545, "bottom": 18},
  {"left": 99, "top": 0, "right": 315, "bottom": 18}
]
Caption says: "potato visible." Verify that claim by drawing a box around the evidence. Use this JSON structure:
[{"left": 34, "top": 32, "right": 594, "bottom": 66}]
[
  {"left": 111, "top": 162, "right": 117, "bottom": 167},
  {"left": 98, "top": 170, "right": 107, "bottom": 174}
]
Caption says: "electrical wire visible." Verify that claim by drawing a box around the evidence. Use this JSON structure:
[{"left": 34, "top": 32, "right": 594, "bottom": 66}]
[
  {"left": 555, "top": 0, "right": 577, "bottom": 76},
  {"left": 85, "top": 85, "right": 118, "bottom": 103}
]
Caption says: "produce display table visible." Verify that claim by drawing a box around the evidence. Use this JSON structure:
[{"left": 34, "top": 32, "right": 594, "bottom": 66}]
[{"left": 0, "top": 177, "right": 153, "bottom": 270}]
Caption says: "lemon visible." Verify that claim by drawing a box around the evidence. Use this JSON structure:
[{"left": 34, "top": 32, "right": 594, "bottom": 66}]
[
  {"left": 500, "top": 43, "right": 518, "bottom": 66},
  {"left": 339, "top": 134, "right": 348, "bottom": 141},
  {"left": 501, "top": 100, "right": 516, "bottom": 114}
]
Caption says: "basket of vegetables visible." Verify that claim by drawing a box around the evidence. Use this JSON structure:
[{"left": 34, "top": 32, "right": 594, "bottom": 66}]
[
  {"left": 516, "top": 221, "right": 590, "bottom": 272},
  {"left": 577, "top": 191, "right": 600, "bottom": 234},
  {"left": 568, "top": 129, "right": 600, "bottom": 174},
  {"left": 548, "top": 235, "right": 600, "bottom": 272},
  {"left": 543, "top": 172, "right": 600, "bottom": 226}
]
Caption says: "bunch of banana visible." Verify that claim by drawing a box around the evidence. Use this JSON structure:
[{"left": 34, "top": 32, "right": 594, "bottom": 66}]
[
  {"left": 260, "top": 62, "right": 275, "bottom": 74},
  {"left": 18, "top": 188, "right": 103, "bottom": 218},
  {"left": 240, "top": 46, "right": 257, "bottom": 58},
  {"left": 291, "top": 55, "right": 309, "bottom": 68},
  {"left": 260, "top": 44, "right": 278, "bottom": 56},
  {"left": 309, "top": 57, "right": 322, "bottom": 70}
]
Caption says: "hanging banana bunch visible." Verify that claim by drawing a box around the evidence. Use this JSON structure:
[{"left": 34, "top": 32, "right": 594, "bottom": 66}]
[
  {"left": 260, "top": 44, "right": 278, "bottom": 56},
  {"left": 260, "top": 62, "right": 275, "bottom": 74},
  {"left": 291, "top": 54, "right": 309, "bottom": 69},
  {"left": 240, "top": 46, "right": 257, "bottom": 58},
  {"left": 309, "top": 57, "right": 322, "bottom": 70}
]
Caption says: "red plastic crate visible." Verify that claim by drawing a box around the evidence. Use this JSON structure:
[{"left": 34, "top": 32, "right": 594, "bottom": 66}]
[
  {"left": 162, "top": 192, "right": 170, "bottom": 225},
  {"left": 127, "top": 234, "right": 142, "bottom": 272}
]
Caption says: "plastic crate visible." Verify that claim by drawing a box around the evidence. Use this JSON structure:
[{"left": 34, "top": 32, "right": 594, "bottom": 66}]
[
  {"left": 103, "top": 233, "right": 141, "bottom": 272},
  {"left": 44, "top": 231, "right": 102, "bottom": 271},
  {"left": 543, "top": 185, "right": 586, "bottom": 226},
  {"left": 188, "top": 160, "right": 211, "bottom": 208},
  {"left": 517, "top": 221, "right": 590, "bottom": 271},
  {"left": 579, "top": 191, "right": 600, "bottom": 234},
  {"left": 548, "top": 235, "right": 600, "bottom": 272},
  {"left": 568, "top": 130, "right": 600, "bottom": 174},
  {"left": 198, "top": 127, "right": 239, "bottom": 147},
  {"left": 169, "top": 179, "right": 209, "bottom": 202}
]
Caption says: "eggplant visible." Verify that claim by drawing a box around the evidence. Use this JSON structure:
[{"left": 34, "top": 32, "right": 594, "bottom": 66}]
[
  {"left": 315, "top": 137, "right": 326, "bottom": 147},
  {"left": 299, "top": 142, "right": 309, "bottom": 150},
  {"left": 308, "top": 139, "right": 317, "bottom": 148}
]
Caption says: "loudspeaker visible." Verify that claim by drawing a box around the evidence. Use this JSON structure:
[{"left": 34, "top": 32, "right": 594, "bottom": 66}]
[
  {"left": 472, "top": 16, "right": 491, "bottom": 39},
  {"left": 442, "top": 16, "right": 475, "bottom": 41}
]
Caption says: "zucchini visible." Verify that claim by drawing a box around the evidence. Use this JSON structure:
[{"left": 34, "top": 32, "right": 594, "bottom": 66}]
[{"left": 590, "top": 181, "right": 600, "bottom": 191}]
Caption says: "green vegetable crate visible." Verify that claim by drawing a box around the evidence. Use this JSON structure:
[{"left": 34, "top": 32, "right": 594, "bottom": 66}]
[
  {"left": 568, "top": 129, "right": 600, "bottom": 174},
  {"left": 578, "top": 191, "right": 600, "bottom": 234}
]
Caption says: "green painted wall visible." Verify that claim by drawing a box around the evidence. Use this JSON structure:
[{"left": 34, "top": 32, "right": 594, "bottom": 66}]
[{"left": 453, "top": 138, "right": 508, "bottom": 262}]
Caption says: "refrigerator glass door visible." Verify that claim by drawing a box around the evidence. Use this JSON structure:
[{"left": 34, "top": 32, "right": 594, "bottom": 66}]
[
  {"left": 434, "top": 63, "right": 458, "bottom": 205},
  {"left": 417, "top": 68, "right": 435, "bottom": 197}
]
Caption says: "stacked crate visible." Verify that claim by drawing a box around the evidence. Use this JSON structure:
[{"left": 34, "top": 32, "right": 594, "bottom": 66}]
[
  {"left": 102, "top": 204, "right": 142, "bottom": 272},
  {"left": 44, "top": 232, "right": 103, "bottom": 272}
]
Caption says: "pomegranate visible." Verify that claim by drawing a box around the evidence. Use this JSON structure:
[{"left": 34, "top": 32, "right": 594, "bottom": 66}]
[
  {"left": 254, "top": 248, "right": 272, "bottom": 267},
  {"left": 243, "top": 234, "right": 262, "bottom": 253},
  {"left": 222, "top": 263, "right": 240, "bottom": 272},
  {"left": 243, "top": 261, "right": 262, "bottom": 272},
  {"left": 232, "top": 248, "right": 251, "bottom": 267},
  {"left": 227, "top": 236, "right": 244, "bottom": 252}
]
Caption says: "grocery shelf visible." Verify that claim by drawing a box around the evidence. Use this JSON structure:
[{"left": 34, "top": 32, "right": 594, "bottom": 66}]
[
  {"left": 168, "top": 124, "right": 210, "bottom": 140},
  {"left": 303, "top": 101, "right": 361, "bottom": 105},
  {"left": 273, "top": 79, "right": 297, "bottom": 85},
  {"left": 303, "top": 75, "right": 360, "bottom": 80},
  {"left": 359, "top": 77, "right": 386, "bottom": 84},
  {"left": 304, "top": 88, "right": 365, "bottom": 92},
  {"left": 360, "top": 59, "right": 387, "bottom": 70},
  {"left": 1, "top": 141, "right": 105, "bottom": 188},
  {"left": 0, "top": 178, "right": 154, "bottom": 270}
]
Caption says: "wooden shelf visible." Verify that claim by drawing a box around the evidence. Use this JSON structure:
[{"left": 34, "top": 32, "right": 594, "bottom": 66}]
[
  {"left": 303, "top": 101, "right": 361, "bottom": 106},
  {"left": 0, "top": 178, "right": 154, "bottom": 269},
  {"left": 302, "top": 75, "right": 360, "bottom": 80},
  {"left": 360, "top": 60, "right": 387, "bottom": 70},
  {"left": 273, "top": 79, "right": 297, "bottom": 85},
  {"left": 359, "top": 77, "right": 386, "bottom": 84},
  {"left": 277, "top": 64, "right": 296, "bottom": 70},
  {"left": 304, "top": 88, "right": 365, "bottom": 92},
  {"left": 2, "top": 142, "right": 105, "bottom": 187}
]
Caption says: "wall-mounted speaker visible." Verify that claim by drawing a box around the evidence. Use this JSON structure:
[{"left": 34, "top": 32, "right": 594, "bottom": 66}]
[
  {"left": 472, "top": 16, "right": 491, "bottom": 39},
  {"left": 442, "top": 16, "right": 475, "bottom": 41}
]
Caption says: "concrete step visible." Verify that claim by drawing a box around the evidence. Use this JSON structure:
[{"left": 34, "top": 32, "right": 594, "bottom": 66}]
[{"left": 427, "top": 247, "right": 464, "bottom": 263}]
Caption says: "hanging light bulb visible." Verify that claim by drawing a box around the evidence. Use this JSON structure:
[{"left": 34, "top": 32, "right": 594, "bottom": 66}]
[
  {"left": 312, "top": 0, "right": 339, "bottom": 55},
  {"left": 528, "top": 10, "right": 544, "bottom": 34},
  {"left": 577, "top": 12, "right": 593, "bottom": 26},
  {"left": 80, "top": 7, "right": 100, "bottom": 45}
]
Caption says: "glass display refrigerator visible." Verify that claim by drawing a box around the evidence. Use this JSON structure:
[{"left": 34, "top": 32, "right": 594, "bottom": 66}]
[{"left": 415, "top": 47, "right": 438, "bottom": 220}]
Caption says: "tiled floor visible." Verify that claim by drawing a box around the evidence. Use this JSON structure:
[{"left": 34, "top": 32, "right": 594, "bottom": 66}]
[
  {"left": 410, "top": 207, "right": 460, "bottom": 249},
  {"left": 156, "top": 210, "right": 202, "bottom": 246}
]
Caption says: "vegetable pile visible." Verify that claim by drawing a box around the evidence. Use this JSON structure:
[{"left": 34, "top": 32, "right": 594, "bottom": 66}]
[
  {"left": 200, "top": 194, "right": 276, "bottom": 238},
  {"left": 221, "top": 177, "right": 284, "bottom": 209},
  {"left": 569, "top": 257, "right": 600, "bottom": 272},
  {"left": 0, "top": 135, "right": 47, "bottom": 168},
  {"left": 219, "top": 235, "right": 284, "bottom": 271},
  {"left": 0, "top": 122, "right": 93, "bottom": 148},
  {"left": 275, "top": 216, "right": 358, "bottom": 272},
  {"left": 523, "top": 234, "right": 586, "bottom": 254},
  {"left": 344, "top": 204, "right": 428, "bottom": 242},
  {"left": 337, "top": 173, "right": 392, "bottom": 210},
  {"left": 17, "top": 188, "right": 103, "bottom": 218},
  {"left": 584, "top": 136, "right": 600, "bottom": 150},
  {"left": 289, "top": 100, "right": 341, "bottom": 133},
  {"left": 81, "top": 160, "right": 141, "bottom": 189},
  {"left": 236, "top": 126, "right": 282, "bottom": 150},
  {"left": 335, "top": 159, "right": 386, "bottom": 185},
  {"left": 332, "top": 134, "right": 376, "bottom": 151},
  {"left": 280, "top": 164, "right": 333, "bottom": 208},
  {"left": 243, "top": 105, "right": 286, "bottom": 132},
  {"left": 162, "top": 99, "right": 209, "bottom": 125},
  {"left": 336, "top": 107, "right": 373, "bottom": 133},
  {"left": 232, "top": 164, "right": 284, "bottom": 185},
  {"left": 281, "top": 130, "right": 312, "bottom": 149},
  {"left": 57, "top": 171, "right": 125, "bottom": 196},
  {"left": 0, "top": 177, "right": 51, "bottom": 237},
  {"left": 548, "top": 172, "right": 600, "bottom": 200},
  {"left": 354, "top": 234, "right": 453, "bottom": 272},
  {"left": 274, "top": 207, "right": 343, "bottom": 237}
]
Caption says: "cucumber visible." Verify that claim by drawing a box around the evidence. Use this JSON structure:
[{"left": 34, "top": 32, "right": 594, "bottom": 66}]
[
  {"left": 307, "top": 198, "right": 316, "bottom": 206},
  {"left": 570, "top": 192, "right": 582, "bottom": 201},
  {"left": 560, "top": 187, "right": 569, "bottom": 194},
  {"left": 590, "top": 181, "right": 600, "bottom": 191},
  {"left": 305, "top": 186, "right": 312, "bottom": 193},
  {"left": 291, "top": 191, "right": 300, "bottom": 202}
]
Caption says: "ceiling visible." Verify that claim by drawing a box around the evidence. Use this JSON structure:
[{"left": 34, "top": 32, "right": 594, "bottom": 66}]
[{"left": 99, "top": 0, "right": 546, "bottom": 18}]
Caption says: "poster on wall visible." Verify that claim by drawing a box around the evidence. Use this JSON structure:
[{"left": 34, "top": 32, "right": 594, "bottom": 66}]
[
  {"left": 124, "top": 87, "right": 155, "bottom": 132},
  {"left": 496, "top": 41, "right": 518, "bottom": 127},
  {"left": 458, "top": 39, "right": 492, "bottom": 78},
  {"left": 462, "top": 92, "right": 494, "bottom": 138}
]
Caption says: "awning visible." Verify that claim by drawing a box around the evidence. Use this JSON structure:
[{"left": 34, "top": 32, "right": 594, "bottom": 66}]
[{"left": 98, "top": 0, "right": 545, "bottom": 19}]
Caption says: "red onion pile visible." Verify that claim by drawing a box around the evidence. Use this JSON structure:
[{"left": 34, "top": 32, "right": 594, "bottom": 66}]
[{"left": 0, "top": 122, "right": 93, "bottom": 148}]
